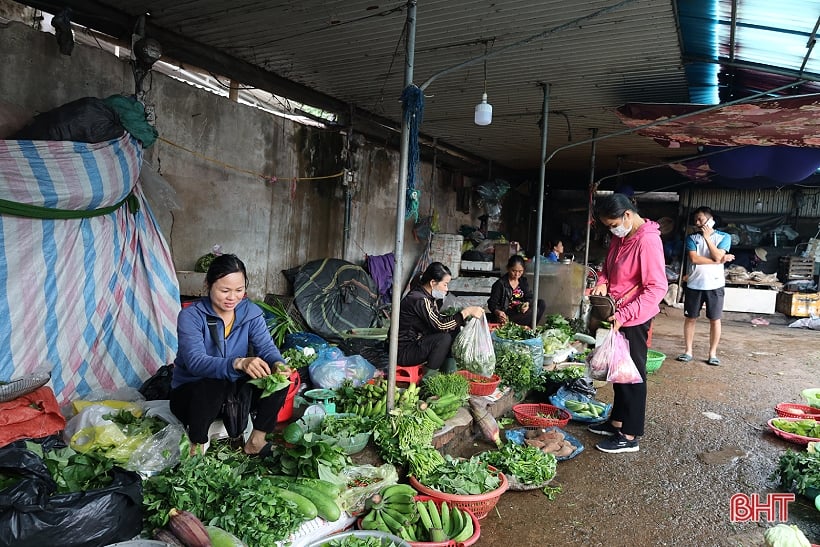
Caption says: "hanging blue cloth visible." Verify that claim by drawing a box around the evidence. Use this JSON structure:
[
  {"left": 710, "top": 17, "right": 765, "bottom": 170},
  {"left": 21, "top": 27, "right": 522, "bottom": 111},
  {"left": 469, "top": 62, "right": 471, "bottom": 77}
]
[{"left": 401, "top": 85, "right": 424, "bottom": 221}]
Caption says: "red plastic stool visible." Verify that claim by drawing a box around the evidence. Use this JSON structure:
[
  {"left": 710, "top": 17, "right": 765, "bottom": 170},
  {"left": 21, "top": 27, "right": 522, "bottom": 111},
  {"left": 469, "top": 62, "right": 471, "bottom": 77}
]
[{"left": 395, "top": 364, "right": 424, "bottom": 385}]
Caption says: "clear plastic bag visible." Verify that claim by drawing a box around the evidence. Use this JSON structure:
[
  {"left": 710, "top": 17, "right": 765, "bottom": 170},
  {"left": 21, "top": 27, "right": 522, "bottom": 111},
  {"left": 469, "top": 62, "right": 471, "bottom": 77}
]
[
  {"left": 321, "top": 463, "right": 399, "bottom": 514},
  {"left": 308, "top": 347, "right": 376, "bottom": 388},
  {"left": 124, "top": 423, "right": 185, "bottom": 477},
  {"left": 586, "top": 330, "right": 615, "bottom": 381},
  {"left": 452, "top": 315, "right": 496, "bottom": 377}
]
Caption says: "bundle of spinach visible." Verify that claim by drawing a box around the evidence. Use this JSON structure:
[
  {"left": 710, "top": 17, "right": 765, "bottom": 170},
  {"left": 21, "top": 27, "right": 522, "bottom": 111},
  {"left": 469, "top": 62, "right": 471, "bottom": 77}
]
[
  {"left": 270, "top": 437, "right": 351, "bottom": 478},
  {"left": 540, "top": 365, "right": 585, "bottom": 385},
  {"left": 423, "top": 454, "right": 501, "bottom": 495},
  {"left": 542, "top": 314, "right": 573, "bottom": 338},
  {"left": 494, "top": 344, "right": 538, "bottom": 393},
  {"left": 479, "top": 442, "right": 557, "bottom": 487},
  {"left": 143, "top": 444, "right": 306, "bottom": 545},
  {"left": 319, "top": 413, "right": 372, "bottom": 438},
  {"left": 772, "top": 449, "right": 820, "bottom": 496}
]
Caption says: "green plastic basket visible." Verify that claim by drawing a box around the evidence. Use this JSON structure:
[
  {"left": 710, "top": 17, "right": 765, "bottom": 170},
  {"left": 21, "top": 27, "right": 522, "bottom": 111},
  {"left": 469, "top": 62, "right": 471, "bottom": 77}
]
[{"left": 646, "top": 350, "right": 666, "bottom": 374}]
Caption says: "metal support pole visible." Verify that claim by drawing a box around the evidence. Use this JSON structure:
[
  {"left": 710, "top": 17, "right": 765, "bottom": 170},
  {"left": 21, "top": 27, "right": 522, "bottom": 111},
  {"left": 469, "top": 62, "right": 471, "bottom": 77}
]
[
  {"left": 583, "top": 128, "right": 598, "bottom": 268},
  {"left": 386, "top": 0, "right": 417, "bottom": 411},
  {"left": 531, "top": 83, "right": 550, "bottom": 330}
]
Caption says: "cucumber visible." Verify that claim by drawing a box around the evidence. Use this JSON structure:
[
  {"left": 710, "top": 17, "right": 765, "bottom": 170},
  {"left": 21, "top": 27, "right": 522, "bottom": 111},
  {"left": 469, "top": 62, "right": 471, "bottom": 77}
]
[
  {"left": 270, "top": 486, "right": 318, "bottom": 519},
  {"left": 205, "top": 525, "right": 247, "bottom": 547},
  {"left": 280, "top": 482, "right": 342, "bottom": 522},
  {"left": 268, "top": 475, "right": 342, "bottom": 498}
]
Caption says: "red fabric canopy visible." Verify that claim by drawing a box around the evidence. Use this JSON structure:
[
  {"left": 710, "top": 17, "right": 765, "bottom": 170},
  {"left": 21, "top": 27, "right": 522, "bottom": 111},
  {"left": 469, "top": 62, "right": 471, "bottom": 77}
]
[{"left": 615, "top": 94, "right": 820, "bottom": 147}]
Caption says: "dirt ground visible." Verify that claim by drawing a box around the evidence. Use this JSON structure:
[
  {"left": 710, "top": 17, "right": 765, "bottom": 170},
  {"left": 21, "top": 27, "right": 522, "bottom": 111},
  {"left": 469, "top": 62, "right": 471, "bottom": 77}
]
[{"left": 472, "top": 305, "right": 820, "bottom": 547}]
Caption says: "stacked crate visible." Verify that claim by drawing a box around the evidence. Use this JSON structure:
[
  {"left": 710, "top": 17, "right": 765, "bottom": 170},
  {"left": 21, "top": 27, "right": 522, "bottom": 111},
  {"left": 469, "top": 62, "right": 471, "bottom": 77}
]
[{"left": 777, "top": 256, "right": 814, "bottom": 283}]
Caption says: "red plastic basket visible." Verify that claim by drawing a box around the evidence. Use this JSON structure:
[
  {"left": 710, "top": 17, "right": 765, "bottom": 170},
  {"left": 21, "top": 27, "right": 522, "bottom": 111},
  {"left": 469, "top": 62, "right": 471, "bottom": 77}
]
[
  {"left": 775, "top": 402, "right": 820, "bottom": 420},
  {"left": 408, "top": 467, "right": 508, "bottom": 520},
  {"left": 455, "top": 370, "right": 501, "bottom": 396},
  {"left": 512, "top": 403, "right": 571, "bottom": 428},
  {"left": 767, "top": 418, "right": 820, "bottom": 445}
]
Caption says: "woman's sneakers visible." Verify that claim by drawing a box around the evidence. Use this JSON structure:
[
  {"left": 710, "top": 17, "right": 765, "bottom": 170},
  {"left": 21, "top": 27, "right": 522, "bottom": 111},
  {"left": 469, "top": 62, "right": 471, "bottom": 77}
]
[
  {"left": 596, "top": 433, "right": 639, "bottom": 453},
  {"left": 587, "top": 421, "right": 619, "bottom": 436}
]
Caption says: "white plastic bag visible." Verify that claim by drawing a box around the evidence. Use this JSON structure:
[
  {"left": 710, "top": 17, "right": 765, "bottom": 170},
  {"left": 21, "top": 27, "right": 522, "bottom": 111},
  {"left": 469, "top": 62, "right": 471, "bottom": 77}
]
[{"left": 452, "top": 315, "right": 496, "bottom": 377}]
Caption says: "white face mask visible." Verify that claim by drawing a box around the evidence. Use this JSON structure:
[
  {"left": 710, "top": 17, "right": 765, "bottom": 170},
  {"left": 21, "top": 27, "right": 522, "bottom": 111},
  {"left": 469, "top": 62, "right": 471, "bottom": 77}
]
[
  {"left": 609, "top": 215, "right": 632, "bottom": 238},
  {"left": 431, "top": 288, "right": 447, "bottom": 299}
]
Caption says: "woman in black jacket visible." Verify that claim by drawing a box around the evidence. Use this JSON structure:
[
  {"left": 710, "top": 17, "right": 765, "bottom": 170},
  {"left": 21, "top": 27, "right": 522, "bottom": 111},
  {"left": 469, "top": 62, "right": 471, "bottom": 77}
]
[
  {"left": 397, "top": 262, "right": 484, "bottom": 378},
  {"left": 488, "top": 255, "right": 545, "bottom": 327}
]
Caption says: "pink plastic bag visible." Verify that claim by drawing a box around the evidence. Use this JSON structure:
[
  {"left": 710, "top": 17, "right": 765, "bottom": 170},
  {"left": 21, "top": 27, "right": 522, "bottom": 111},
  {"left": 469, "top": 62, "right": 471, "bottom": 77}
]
[
  {"left": 587, "top": 330, "right": 643, "bottom": 384},
  {"left": 605, "top": 331, "right": 643, "bottom": 384}
]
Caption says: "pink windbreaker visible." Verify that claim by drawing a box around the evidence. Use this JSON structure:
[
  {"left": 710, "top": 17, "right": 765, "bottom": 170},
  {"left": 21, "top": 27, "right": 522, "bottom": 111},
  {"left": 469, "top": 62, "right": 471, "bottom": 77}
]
[{"left": 597, "top": 220, "right": 668, "bottom": 327}]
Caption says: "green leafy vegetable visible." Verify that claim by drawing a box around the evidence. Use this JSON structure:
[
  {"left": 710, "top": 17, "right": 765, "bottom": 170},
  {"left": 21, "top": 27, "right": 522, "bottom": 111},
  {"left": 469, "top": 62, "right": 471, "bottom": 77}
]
[
  {"left": 422, "top": 372, "right": 470, "bottom": 400},
  {"left": 494, "top": 344, "right": 538, "bottom": 393},
  {"left": 423, "top": 455, "right": 501, "bottom": 495},
  {"left": 248, "top": 371, "right": 291, "bottom": 398},
  {"left": 479, "top": 442, "right": 557, "bottom": 487},
  {"left": 772, "top": 449, "right": 820, "bottom": 495},
  {"left": 494, "top": 322, "right": 538, "bottom": 341},
  {"left": 143, "top": 443, "right": 306, "bottom": 545},
  {"left": 282, "top": 347, "right": 319, "bottom": 369},
  {"left": 254, "top": 297, "right": 305, "bottom": 347}
]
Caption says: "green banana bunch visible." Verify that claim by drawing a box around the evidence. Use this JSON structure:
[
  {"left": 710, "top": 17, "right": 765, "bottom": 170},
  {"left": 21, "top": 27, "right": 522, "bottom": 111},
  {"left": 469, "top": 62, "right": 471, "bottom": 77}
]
[
  {"left": 414, "top": 498, "right": 475, "bottom": 543},
  {"left": 361, "top": 484, "right": 419, "bottom": 537}
]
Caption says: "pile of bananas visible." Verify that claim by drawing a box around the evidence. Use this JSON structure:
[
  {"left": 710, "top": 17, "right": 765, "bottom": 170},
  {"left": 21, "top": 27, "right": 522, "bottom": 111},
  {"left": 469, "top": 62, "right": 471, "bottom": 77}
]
[
  {"left": 359, "top": 485, "right": 475, "bottom": 543},
  {"left": 335, "top": 379, "right": 420, "bottom": 418}
]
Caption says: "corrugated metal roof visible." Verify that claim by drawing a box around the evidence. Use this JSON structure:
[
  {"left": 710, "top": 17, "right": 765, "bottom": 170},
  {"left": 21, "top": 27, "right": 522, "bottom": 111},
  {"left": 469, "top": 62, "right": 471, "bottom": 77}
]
[{"left": 15, "top": 0, "right": 819, "bottom": 183}]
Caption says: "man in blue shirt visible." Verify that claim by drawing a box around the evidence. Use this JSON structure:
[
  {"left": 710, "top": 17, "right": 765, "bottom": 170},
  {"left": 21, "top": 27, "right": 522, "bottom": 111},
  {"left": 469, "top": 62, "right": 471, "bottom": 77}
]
[{"left": 676, "top": 206, "right": 734, "bottom": 366}]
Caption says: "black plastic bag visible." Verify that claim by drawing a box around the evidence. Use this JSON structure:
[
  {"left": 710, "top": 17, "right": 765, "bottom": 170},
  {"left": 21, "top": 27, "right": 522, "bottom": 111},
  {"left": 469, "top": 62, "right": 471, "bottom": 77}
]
[
  {"left": 139, "top": 364, "right": 174, "bottom": 400},
  {"left": 11, "top": 97, "right": 124, "bottom": 143},
  {"left": 0, "top": 441, "right": 143, "bottom": 547},
  {"left": 222, "top": 383, "right": 252, "bottom": 439}
]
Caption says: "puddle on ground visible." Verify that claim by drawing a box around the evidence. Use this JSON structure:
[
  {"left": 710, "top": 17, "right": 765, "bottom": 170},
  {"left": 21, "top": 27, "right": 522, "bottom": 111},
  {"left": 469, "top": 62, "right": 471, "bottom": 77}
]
[{"left": 697, "top": 445, "right": 747, "bottom": 464}]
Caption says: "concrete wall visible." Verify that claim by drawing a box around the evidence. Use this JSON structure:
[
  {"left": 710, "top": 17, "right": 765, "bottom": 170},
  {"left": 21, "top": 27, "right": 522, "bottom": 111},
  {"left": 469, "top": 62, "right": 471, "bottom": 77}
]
[{"left": 0, "top": 20, "right": 474, "bottom": 300}]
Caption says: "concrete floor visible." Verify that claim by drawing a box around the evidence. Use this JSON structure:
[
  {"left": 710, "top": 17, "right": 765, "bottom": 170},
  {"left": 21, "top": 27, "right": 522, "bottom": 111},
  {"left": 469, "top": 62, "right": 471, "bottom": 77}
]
[{"left": 465, "top": 306, "right": 820, "bottom": 546}]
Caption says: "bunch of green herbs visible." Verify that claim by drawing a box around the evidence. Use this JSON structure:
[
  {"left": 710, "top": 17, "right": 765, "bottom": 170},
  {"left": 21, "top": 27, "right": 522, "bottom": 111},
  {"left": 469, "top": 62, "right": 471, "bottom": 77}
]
[
  {"left": 422, "top": 372, "right": 470, "bottom": 400},
  {"left": 771, "top": 449, "right": 820, "bottom": 495},
  {"left": 494, "top": 344, "right": 539, "bottom": 394},
  {"left": 282, "top": 346, "right": 319, "bottom": 369},
  {"left": 8, "top": 442, "right": 116, "bottom": 493},
  {"left": 493, "top": 322, "right": 538, "bottom": 341}
]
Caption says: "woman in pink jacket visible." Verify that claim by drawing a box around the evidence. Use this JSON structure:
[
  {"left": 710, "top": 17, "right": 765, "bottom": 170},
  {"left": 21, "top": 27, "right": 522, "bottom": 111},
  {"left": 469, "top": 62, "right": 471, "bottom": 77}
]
[{"left": 588, "top": 194, "right": 668, "bottom": 454}]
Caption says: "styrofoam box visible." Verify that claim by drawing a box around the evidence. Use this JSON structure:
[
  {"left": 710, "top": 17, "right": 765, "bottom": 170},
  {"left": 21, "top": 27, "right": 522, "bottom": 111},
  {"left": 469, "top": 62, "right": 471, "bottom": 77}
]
[{"left": 461, "top": 260, "right": 494, "bottom": 271}]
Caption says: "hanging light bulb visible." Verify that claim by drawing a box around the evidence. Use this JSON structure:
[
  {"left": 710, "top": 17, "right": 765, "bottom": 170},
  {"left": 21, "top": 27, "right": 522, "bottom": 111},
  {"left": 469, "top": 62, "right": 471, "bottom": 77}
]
[
  {"left": 475, "top": 92, "right": 492, "bottom": 125},
  {"left": 474, "top": 55, "right": 492, "bottom": 126}
]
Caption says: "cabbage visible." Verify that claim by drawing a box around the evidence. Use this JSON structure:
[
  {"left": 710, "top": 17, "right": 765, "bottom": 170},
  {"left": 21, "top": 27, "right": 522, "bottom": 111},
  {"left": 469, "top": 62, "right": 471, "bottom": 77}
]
[{"left": 763, "top": 524, "right": 811, "bottom": 547}]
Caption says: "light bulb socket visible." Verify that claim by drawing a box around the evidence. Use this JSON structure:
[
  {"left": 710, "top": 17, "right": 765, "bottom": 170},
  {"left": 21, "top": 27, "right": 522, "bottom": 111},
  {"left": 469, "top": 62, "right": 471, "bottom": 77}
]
[{"left": 474, "top": 93, "right": 492, "bottom": 126}]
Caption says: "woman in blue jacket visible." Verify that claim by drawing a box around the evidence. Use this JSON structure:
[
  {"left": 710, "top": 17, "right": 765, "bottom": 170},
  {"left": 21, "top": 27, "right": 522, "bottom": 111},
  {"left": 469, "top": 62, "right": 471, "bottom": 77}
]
[{"left": 170, "top": 254, "right": 290, "bottom": 456}]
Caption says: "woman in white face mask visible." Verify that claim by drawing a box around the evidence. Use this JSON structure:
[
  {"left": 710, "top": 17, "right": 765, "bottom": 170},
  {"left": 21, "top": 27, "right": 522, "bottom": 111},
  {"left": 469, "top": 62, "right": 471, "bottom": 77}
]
[
  {"left": 587, "top": 194, "right": 668, "bottom": 455},
  {"left": 396, "top": 262, "right": 485, "bottom": 378}
]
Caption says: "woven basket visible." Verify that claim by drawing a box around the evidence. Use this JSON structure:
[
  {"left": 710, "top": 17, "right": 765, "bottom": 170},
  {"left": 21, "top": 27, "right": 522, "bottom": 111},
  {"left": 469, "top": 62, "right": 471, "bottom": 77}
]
[
  {"left": 512, "top": 403, "right": 571, "bottom": 428},
  {"left": 768, "top": 418, "right": 820, "bottom": 445},
  {"left": 408, "top": 468, "right": 508, "bottom": 520},
  {"left": 776, "top": 403, "right": 820, "bottom": 420},
  {"left": 645, "top": 350, "right": 666, "bottom": 374},
  {"left": 455, "top": 370, "right": 501, "bottom": 396}
]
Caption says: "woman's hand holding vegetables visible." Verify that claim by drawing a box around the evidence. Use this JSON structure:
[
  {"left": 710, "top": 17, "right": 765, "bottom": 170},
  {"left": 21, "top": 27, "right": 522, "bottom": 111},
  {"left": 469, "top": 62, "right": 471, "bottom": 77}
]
[
  {"left": 495, "top": 310, "right": 508, "bottom": 324},
  {"left": 520, "top": 302, "right": 530, "bottom": 313},
  {"left": 234, "top": 356, "right": 272, "bottom": 379}
]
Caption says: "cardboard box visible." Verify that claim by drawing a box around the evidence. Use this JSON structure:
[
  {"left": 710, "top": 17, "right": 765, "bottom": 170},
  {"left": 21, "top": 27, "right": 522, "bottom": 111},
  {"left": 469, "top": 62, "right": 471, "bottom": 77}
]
[
  {"left": 493, "top": 242, "right": 521, "bottom": 271},
  {"left": 775, "top": 291, "right": 820, "bottom": 317}
]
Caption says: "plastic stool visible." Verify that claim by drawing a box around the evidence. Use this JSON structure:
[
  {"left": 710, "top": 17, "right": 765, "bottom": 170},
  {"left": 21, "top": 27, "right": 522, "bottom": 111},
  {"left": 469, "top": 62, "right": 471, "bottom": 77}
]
[{"left": 395, "top": 364, "right": 424, "bottom": 385}]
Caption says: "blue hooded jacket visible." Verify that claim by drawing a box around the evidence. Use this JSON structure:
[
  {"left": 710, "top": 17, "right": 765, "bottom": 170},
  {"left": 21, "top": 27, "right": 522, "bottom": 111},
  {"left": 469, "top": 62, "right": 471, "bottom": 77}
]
[{"left": 172, "top": 297, "right": 284, "bottom": 389}]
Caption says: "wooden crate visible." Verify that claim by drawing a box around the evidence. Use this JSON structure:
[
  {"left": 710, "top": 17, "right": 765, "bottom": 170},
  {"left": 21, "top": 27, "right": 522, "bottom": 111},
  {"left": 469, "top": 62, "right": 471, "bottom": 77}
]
[
  {"left": 493, "top": 242, "right": 521, "bottom": 271},
  {"left": 777, "top": 256, "right": 814, "bottom": 282},
  {"left": 775, "top": 291, "right": 820, "bottom": 317}
]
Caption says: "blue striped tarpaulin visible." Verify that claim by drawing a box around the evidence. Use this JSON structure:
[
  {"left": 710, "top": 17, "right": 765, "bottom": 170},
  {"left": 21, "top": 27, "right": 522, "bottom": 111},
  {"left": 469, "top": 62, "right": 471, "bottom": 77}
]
[{"left": 0, "top": 133, "right": 179, "bottom": 404}]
